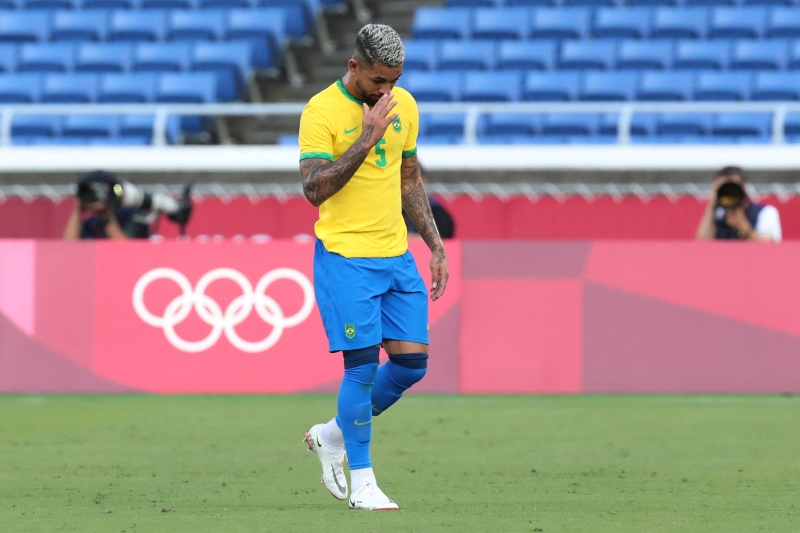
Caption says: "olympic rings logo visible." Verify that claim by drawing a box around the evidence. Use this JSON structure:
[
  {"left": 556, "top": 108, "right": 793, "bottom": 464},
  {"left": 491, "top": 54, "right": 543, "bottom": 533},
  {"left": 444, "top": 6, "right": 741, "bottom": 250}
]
[{"left": 132, "top": 268, "right": 315, "bottom": 353}]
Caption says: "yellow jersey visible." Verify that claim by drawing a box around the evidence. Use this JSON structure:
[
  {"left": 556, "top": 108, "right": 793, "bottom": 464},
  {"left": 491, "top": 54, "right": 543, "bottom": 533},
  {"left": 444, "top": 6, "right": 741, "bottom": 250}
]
[{"left": 298, "top": 79, "right": 419, "bottom": 258}]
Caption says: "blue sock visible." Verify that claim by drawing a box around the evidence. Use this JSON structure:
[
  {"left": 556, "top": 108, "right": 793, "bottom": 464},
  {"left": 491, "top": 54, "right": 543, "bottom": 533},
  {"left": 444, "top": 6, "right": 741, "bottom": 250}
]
[
  {"left": 336, "top": 347, "right": 379, "bottom": 470},
  {"left": 371, "top": 352, "right": 428, "bottom": 417}
]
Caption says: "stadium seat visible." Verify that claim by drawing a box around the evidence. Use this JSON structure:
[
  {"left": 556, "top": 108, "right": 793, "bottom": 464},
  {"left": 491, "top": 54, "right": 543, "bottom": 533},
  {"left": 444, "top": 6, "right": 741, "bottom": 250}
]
[
  {"left": 98, "top": 73, "right": 157, "bottom": 102},
  {"left": 24, "top": 0, "right": 77, "bottom": 9},
  {"left": 403, "top": 41, "right": 438, "bottom": 71},
  {"left": 0, "top": 12, "right": 50, "bottom": 42},
  {"left": 0, "top": 45, "right": 16, "bottom": 72},
  {"left": 496, "top": 41, "right": 555, "bottom": 70},
  {"left": 615, "top": 40, "right": 672, "bottom": 70},
  {"left": 685, "top": 0, "right": 735, "bottom": 6},
  {"left": 461, "top": 71, "right": 521, "bottom": 101},
  {"left": 655, "top": 113, "right": 713, "bottom": 135},
  {"left": 506, "top": 0, "right": 557, "bottom": 5},
  {"left": 438, "top": 41, "right": 495, "bottom": 70},
  {"left": 751, "top": 72, "right": 800, "bottom": 100},
  {"left": 74, "top": 43, "right": 132, "bottom": 73},
  {"left": 399, "top": 72, "right": 460, "bottom": 102},
  {"left": 90, "top": 137, "right": 153, "bottom": 146},
  {"left": 580, "top": 72, "right": 637, "bottom": 101},
  {"left": 636, "top": 71, "right": 693, "bottom": 101},
  {"left": 0, "top": 74, "right": 40, "bottom": 102},
  {"left": 446, "top": 0, "right": 501, "bottom": 6},
  {"left": 711, "top": 113, "right": 771, "bottom": 138},
  {"left": 41, "top": 73, "right": 97, "bottom": 103},
  {"left": 61, "top": 115, "right": 117, "bottom": 138},
  {"left": 650, "top": 8, "right": 708, "bottom": 39},
  {"left": 412, "top": 8, "right": 471, "bottom": 39},
  {"left": 141, "top": 0, "right": 196, "bottom": 8},
  {"left": 16, "top": 43, "right": 75, "bottom": 73},
  {"left": 82, "top": 0, "right": 136, "bottom": 9},
  {"left": 788, "top": 41, "right": 800, "bottom": 69},
  {"left": 119, "top": 114, "right": 180, "bottom": 144},
  {"left": 276, "top": 133, "right": 298, "bottom": 146},
  {"left": 190, "top": 41, "right": 251, "bottom": 101},
  {"left": 422, "top": 113, "right": 466, "bottom": 136},
  {"left": 765, "top": 8, "right": 800, "bottom": 38},
  {"left": 592, "top": 8, "right": 651, "bottom": 39},
  {"left": 108, "top": 11, "right": 166, "bottom": 42},
  {"left": 224, "top": 9, "right": 284, "bottom": 68},
  {"left": 558, "top": 40, "right": 616, "bottom": 70},
  {"left": 471, "top": 8, "right": 529, "bottom": 40},
  {"left": 49, "top": 11, "right": 108, "bottom": 42},
  {"left": 673, "top": 40, "right": 729, "bottom": 70},
  {"left": 694, "top": 71, "right": 751, "bottom": 100},
  {"left": 564, "top": 0, "right": 616, "bottom": 6},
  {"left": 598, "top": 113, "right": 655, "bottom": 137},
  {"left": 258, "top": 0, "right": 310, "bottom": 39},
  {"left": 707, "top": 7, "right": 766, "bottom": 39},
  {"left": 541, "top": 113, "right": 596, "bottom": 136},
  {"left": 522, "top": 71, "right": 580, "bottom": 101},
  {"left": 417, "top": 134, "right": 463, "bottom": 145},
  {"left": 155, "top": 72, "right": 216, "bottom": 102},
  {"left": 730, "top": 40, "right": 787, "bottom": 70},
  {"left": 11, "top": 115, "right": 58, "bottom": 137},
  {"left": 783, "top": 112, "right": 800, "bottom": 135},
  {"left": 132, "top": 42, "right": 191, "bottom": 72},
  {"left": 530, "top": 8, "right": 591, "bottom": 40},
  {"left": 167, "top": 10, "right": 225, "bottom": 41},
  {"left": 483, "top": 113, "right": 537, "bottom": 135},
  {"left": 627, "top": 0, "right": 678, "bottom": 5},
  {"left": 0, "top": 0, "right": 18, "bottom": 7}
]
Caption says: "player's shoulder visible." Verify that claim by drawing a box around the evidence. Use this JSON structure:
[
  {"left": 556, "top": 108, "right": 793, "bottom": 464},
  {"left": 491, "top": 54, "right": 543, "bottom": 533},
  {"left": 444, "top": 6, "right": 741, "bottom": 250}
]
[
  {"left": 393, "top": 86, "right": 418, "bottom": 108},
  {"left": 304, "top": 82, "right": 340, "bottom": 112}
]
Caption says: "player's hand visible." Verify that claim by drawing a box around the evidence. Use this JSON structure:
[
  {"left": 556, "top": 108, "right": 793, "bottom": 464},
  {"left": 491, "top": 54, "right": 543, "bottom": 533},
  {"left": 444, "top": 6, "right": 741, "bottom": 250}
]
[
  {"left": 430, "top": 252, "right": 449, "bottom": 301},
  {"left": 361, "top": 93, "right": 399, "bottom": 149}
]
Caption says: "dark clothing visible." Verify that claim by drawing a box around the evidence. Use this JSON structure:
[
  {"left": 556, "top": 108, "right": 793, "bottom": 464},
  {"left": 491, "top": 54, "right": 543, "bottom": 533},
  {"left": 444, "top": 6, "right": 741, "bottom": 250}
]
[
  {"left": 404, "top": 198, "right": 455, "bottom": 239},
  {"left": 80, "top": 208, "right": 149, "bottom": 239},
  {"left": 714, "top": 202, "right": 764, "bottom": 240}
]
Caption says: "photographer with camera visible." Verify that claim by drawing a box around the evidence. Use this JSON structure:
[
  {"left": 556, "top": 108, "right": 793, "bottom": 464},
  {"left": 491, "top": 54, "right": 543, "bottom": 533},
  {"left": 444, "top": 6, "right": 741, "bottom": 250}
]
[{"left": 695, "top": 166, "right": 781, "bottom": 243}]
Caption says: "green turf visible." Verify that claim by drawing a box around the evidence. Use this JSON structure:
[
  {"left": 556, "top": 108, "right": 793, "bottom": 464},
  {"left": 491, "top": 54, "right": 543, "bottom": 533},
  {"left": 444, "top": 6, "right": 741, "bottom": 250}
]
[{"left": 1, "top": 395, "right": 799, "bottom": 532}]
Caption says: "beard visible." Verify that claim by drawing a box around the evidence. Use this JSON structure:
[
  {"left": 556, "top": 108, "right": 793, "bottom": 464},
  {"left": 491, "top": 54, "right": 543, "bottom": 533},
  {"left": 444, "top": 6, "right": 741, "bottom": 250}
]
[{"left": 355, "top": 78, "right": 380, "bottom": 107}]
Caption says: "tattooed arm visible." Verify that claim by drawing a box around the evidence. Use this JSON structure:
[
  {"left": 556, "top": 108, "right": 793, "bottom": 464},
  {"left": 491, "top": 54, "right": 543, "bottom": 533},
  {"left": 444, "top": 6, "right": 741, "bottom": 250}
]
[{"left": 401, "top": 154, "right": 449, "bottom": 301}]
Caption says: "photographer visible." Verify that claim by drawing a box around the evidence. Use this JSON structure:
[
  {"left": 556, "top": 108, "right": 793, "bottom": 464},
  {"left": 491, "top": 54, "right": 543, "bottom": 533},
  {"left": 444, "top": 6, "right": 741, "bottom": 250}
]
[{"left": 695, "top": 166, "right": 781, "bottom": 243}]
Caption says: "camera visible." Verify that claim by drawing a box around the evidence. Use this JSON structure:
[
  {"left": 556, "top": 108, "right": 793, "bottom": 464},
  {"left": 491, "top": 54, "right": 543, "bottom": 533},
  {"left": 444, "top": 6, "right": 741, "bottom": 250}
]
[
  {"left": 76, "top": 171, "right": 124, "bottom": 211},
  {"left": 716, "top": 181, "right": 746, "bottom": 211}
]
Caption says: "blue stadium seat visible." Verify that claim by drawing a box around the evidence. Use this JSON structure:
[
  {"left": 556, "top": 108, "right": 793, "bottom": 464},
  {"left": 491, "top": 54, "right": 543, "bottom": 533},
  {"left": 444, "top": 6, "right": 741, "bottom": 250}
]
[
  {"left": 74, "top": 43, "right": 131, "bottom": 72},
  {"left": 472, "top": 8, "right": 529, "bottom": 40},
  {"left": 784, "top": 113, "right": 800, "bottom": 136},
  {"left": 399, "top": 72, "right": 460, "bottom": 102},
  {"left": 564, "top": 0, "right": 616, "bottom": 6},
  {"left": 730, "top": 40, "right": 787, "bottom": 70},
  {"left": 438, "top": 40, "right": 495, "bottom": 70},
  {"left": 190, "top": 41, "right": 251, "bottom": 101},
  {"left": 707, "top": 7, "right": 766, "bottom": 39},
  {"left": 98, "top": 73, "right": 156, "bottom": 102},
  {"left": 598, "top": 113, "right": 655, "bottom": 137},
  {"left": 90, "top": 137, "right": 153, "bottom": 146},
  {"left": 258, "top": 0, "right": 310, "bottom": 39},
  {"left": 108, "top": 11, "right": 166, "bottom": 42},
  {"left": 142, "top": 0, "right": 196, "bottom": 8},
  {"left": 711, "top": 113, "right": 771, "bottom": 138},
  {"left": 580, "top": 72, "right": 637, "bottom": 101},
  {"left": 530, "top": 8, "right": 591, "bottom": 39},
  {"left": 541, "top": 113, "right": 596, "bottom": 136},
  {"left": 650, "top": 8, "right": 708, "bottom": 39},
  {"left": 132, "top": 42, "right": 190, "bottom": 72},
  {"left": 11, "top": 115, "right": 59, "bottom": 137},
  {"left": 765, "top": 8, "right": 800, "bottom": 38},
  {"left": 155, "top": 72, "right": 216, "bottom": 102},
  {"left": 593, "top": 8, "right": 651, "bottom": 39},
  {"left": 82, "top": 0, "right": 136, "bottom": 9},
  {"left": 483, "top": 113, "right": 537, "bottom": 135},
  {"left": 446, "top": 0, "right": 501, "bottom": 6},
  {"left": 522, "top": 71, "right": 580, "bottom": 101},
  {"left": 694, "top": 71, "right": 751, "bottom": 100},
  {"left": 616, "top": 40, "right": 672, "bottom": 70},
  {"left": 17, "top": 43, "right": 74, "bottom": 73},
  {"left": 119, "top": 114, "right": 180, "bottom": 144},
  {"left": 224, "top": 9, "right": 284, "bottom": 68},
  {"left": 403, "top": 41, "right": 437, "bottom": 70},
  {"left": 199, "top": 0, "right": 254, "bottom": 7},
  {"left": 788, "top": 41, "right": 800, "bottom": 69},
  {"left": 627, "top": 0, "right": 678, "bottom": 5},
  {"left": 417, "top": 134, "right": 463, "bottom": 145},
  {"left": 41, "top": 73, "right": 97, "bottom": 103},
  {"left": 506, "top": 0, "right": 557, "bottom": 5},
  {"left": 0, "top": 74, "right": 40, "bottom": 102},
  {"left": 637, "top": 71, "right": 693, "bottom": 101},
  {"left": 685, "top": 0, "right": 735, "bottom": 6},
  {"left": 751, "top": 72, "right": 800, "bottom": 100},
  {"left": 412, "top": 8, "right": 471, "bottom": 39},
  {"left": 559, "top": 40, "right": 616, "bottom": 70},
  {"left": 673, "top": 40, "right": 729, "bottom": 70},
  {"left": 422, "top": 114, "right": 466, "bottom": 136},
  {"left": 496, "top": 41, "right": 555, "bottom": 70},
  {"left": 0, "top": 12, "right": 50, "bottom": 42},
  {"left": 276, "top": 134, "right": 298, "bottom": 146},
  {"left": 0, "top": 0, "right": 18, "bottom": 7},
  {"left": 61, "top": 115, "right": 117, "bottom": 138},
  {"left": 49, "top": 11, "right": 108, "bottom": 42},
  {"left": 0, "top": 44, "right": 16, "bottom": 72},
  {"left": 462, "top": 71, "right": 521, "bottom": 101},
  {"left": 24, "top": 0, "right": 77, "bottom": 9},
  {"left": 656, "top": 113, "right": 713, "bottom": 135},
  {"left": 167, "top": 9, "right": 225, "bottom": 41}
]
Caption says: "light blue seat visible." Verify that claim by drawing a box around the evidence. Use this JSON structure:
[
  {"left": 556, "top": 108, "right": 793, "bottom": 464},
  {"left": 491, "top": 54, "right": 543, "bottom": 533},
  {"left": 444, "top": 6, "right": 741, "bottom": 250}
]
[
  {"left": 711, "top": 113, "right": 771, "bottom": 138},
  {"left": 132, "top": 42, "right": 190, "bottom": 72},
  {"left": 788, "top": 41, "right": 800, "bottom": 69},
  {"left": 530, "top": 8, "right": 591, "bottom": 39},
  {"left": 258, "top": 0, "right": 310, "bottom": 38},
  {"left": 637, "top": 71, "right": 693, "bottom": 101},
  {"left": 673, "top": 40, "right": 729, "bottom": 70},
  {"left": 580, "top": 72, "right": 637, "bottom": 101},
  {"left": 422, "top": 113, "right": 465, "bottom": 136},
  {"left": 30, "top": 137, "right": 90, "bottom": 145},
  {"left": 650, "top": 8, "right": 708, "bottom": 39},
  {"left": 598, "top": 113, "right": 655, "bottom": 137},
  {"left": 439, "top": 40, "right": 495, "bottom": 70},
  {"left": 564, "top": 0, "right": 615, "bottom": 7},
  {"left": 541, "top": 113, "right": 596, "bottom": 136},
  {"left": 224, "top": 8, "right": 284, "bottom": 68},
  {"left": 98, "top": 72, "right": 157, "bottom": 102},
  {"left": 403, "top": 41, "right": 437, "bottom": 71},
  {"left": 0, "top": 44, "right": 16, "bottom": 72},
  {"left": 684, "top": 0, "right": 735, "bottom": 6},
  {"left": 472, "top": 8, "right": 529, "bottom": 40},
  {"left": 155, "top": 72, "right": 216, "bottom": 102},
  {"left": 0, "top": 12, "right": 50, "bottom": 42},
  {"left": 446, "top": 0, "right": 501, "bottom": 6},
  {"left": 462, "top": 71, "right": 521, "bottom": 101},
  {"left": 41, "top": 73, "right": 97, "bottom": 102},
  {"left": 743, "top": 0, "right": 791, "bottom": 5},
  {"left": 142, "top": 0, "right": 196, "bottom": 8},
  {"left": 82, "top": 0, "right": 136, "bottom": 9},
  {"left": 190, "top": 41, "right": 251, "bottom": 101},
  {"left": 497, "top": 41, "right": 554, "bottom": 70},
  {"left": 783, "top": 113, "right": 800, "bottom": 135},
  {"left": 765, "top": 7, "right": 800, "bottom": 38},
  {"left": 12, "top": 115, "right": 58, "bottom": 136},
  {"left": 593, "top": 7, "right": 650, "bottom": 39},
  {"left": 751, "top": 72, "right": 800, "bottom": 100},
  {"left": 412, "top": 8, "right": 471, "bottom": 39},
  {"left": 50, "top": 11, "right": 108, "bottom": 42},
  {"left": 119, "top": 114, "right": 180, "bottom": 143},
  {"left": 61, "top": 115, "right": 117, "bottom": 138},
  {"left": 276, "top": 133, "right": 298, "bottom": 146},
  {"left": 627, "top": 0, "right": 677, "bottom": 5},
  {"left": 199, "top": 0, "right": 255, "bottom": 8},
  {"left": 399, "top": 72, "right": 460, "bottom": 102},
  {"left": 108, "top": 11, "right": 166, "bottom": 42},
  {"left": 694, "top": 72, "right": 751, "bottom": 100},
  {"left": 523, "top": 71, "right": 580, "bottom": 101},
  {"left": 17, "top": 43, "right": 75, "bottom": 73},
  {"left": 0, "top": 0, "right": 16, "bottom": 10},
  {"left": 417, "top": 134, "right": 463, "bottom": 145},
  {"left": 559, "top": 40, "right": 615, "bottom": 70},
  {"left": 616, "top": 40, "right": 672, "bottom": 70},
  {"left": 707, "top": 7, "right": 766, "bottom": 39},
  {"left": 90, "top": 137, "right": 153, "bottom": 146},
  {"left": 483, "top": 113, "right": 538, "bottom": 135},
  {"left": 24, "top": 0, "right": 76, "bottom": 9},
  {"left": 74, "top": 43, "right": 131, "bottom": 72},
  {"left": 0, "top": 74, "right": 40, "bottom": 102},
  {"left": 656, "top": 113, "right": 713, "bottom": 135},
  {"left": 167, "top": 9, "right": 225, "bottom": 41},
  {"left": 507, "top": 0, "right": 557, "bottom": 5},
  {"left": 730, "top": 40, "right": 787, "bottom": 70}
]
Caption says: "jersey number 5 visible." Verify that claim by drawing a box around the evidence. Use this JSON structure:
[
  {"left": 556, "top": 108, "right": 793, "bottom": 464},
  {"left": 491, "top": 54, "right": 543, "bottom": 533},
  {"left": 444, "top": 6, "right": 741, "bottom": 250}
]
[{"left": 374, "top": 139, "right": 387, "bottom": 168}]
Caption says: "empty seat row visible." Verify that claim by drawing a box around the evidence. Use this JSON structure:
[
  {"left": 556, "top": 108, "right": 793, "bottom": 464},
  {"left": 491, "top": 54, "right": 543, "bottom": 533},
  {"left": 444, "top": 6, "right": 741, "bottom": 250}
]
[
  {"left": 406, "top": 39, "right": 800, "bottom": 71},
  {"left": 400, "top": 70, "right": 800, "bottom": 101},
  {"left": 446, "top": 0, "right": 800, "bottom": 7},
  {"left": 9, "top": 113, "right": 180, "bottom": 141},
  {"left": 413, "top": 6, "right": 800, "bottom": 40}
]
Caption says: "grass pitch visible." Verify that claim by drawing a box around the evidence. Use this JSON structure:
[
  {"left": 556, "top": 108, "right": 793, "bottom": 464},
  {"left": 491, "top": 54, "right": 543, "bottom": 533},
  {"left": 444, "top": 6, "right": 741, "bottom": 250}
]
[{"left": 1, "top": 395, "right": 799, "bottom": 533}]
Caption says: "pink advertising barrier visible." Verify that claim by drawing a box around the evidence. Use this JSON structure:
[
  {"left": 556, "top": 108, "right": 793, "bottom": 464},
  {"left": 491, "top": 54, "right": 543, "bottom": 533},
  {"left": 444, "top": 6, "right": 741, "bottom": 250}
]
[{"left": 1, "top": 239, "right": 799, "bottom": 394}]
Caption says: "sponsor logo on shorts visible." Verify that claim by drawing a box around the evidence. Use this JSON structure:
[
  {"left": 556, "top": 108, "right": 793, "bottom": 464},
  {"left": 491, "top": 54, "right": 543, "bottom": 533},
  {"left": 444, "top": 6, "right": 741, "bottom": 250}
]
[{"left": 345, "top": 323, "right": 356, "bottom": 339}]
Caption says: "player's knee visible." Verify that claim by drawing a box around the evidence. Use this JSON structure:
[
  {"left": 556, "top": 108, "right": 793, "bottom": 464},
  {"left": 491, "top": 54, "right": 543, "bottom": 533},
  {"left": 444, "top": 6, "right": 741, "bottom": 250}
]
[
  {"left": 343, "top": 346, "right": 380, "bottom": 388},
  {"left": 388, "top": 352, "right": 428, "bottom": 387}
]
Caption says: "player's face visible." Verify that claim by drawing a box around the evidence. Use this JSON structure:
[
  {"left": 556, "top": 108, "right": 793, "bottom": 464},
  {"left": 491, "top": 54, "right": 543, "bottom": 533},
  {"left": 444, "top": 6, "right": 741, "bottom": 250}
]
[{"left": 352, "top": 61, "right": 403, "bottom": 107}]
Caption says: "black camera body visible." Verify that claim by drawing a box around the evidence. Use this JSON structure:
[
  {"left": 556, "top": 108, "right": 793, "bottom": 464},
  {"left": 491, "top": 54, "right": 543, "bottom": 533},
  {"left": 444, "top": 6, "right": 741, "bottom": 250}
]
[
  {"left": 716, "top": 181, "right": 746, "bottom": 211},
  {"left": 76, "top": 171, "right": 124, "bottom": 211}
]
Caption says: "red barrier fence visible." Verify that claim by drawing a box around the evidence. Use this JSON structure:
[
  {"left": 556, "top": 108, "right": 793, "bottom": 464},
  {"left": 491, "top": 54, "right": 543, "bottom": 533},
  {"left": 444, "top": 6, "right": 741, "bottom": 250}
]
[{"left": 2, "top": 239, "right": 798, "bottom": 394}]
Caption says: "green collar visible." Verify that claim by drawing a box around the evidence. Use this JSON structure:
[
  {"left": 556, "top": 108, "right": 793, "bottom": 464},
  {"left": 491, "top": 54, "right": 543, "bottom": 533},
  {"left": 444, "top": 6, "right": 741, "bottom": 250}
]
[{"left": 337, "top": 78, "right": 364, "bottom": 105}]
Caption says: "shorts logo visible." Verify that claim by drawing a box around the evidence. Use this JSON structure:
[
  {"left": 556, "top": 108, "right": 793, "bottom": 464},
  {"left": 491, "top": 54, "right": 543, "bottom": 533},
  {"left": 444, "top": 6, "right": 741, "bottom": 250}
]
[
  {"left": 392, "top": 118, "right": 401, "bottom": 133},
  {"left": 345, "top": 323, "right": 356, "bottom": 339}
]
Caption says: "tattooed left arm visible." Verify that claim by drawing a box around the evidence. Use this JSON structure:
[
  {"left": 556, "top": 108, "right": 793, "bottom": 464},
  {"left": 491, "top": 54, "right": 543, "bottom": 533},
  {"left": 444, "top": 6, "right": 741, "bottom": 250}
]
[{"left": 401, "top": 155, "right": 449, "bottom": 300}]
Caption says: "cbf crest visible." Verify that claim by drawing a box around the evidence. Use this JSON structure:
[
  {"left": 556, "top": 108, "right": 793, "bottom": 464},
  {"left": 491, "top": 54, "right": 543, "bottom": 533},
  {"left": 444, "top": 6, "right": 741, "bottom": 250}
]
[{"left": 392, "top": 118, "right": 402, "bottom": 133}]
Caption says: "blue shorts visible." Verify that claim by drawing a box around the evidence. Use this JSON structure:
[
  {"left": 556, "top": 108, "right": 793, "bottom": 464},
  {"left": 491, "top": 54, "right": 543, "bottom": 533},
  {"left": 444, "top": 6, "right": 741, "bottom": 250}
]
[{"left": 313, "top": 239, "right": 429, "bottom": 352}]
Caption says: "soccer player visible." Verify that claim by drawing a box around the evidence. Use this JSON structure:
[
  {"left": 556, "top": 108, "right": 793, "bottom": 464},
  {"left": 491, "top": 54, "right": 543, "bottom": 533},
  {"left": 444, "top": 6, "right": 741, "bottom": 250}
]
[{"left": 298, "top": 24, "right": 449, "bottom": 511}]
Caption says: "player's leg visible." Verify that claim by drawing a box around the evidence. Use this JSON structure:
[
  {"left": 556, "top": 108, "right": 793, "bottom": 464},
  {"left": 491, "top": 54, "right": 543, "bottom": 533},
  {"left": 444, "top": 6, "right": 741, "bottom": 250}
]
[{"left": 371, "top": 341, "right": 427, "bottom": 417}]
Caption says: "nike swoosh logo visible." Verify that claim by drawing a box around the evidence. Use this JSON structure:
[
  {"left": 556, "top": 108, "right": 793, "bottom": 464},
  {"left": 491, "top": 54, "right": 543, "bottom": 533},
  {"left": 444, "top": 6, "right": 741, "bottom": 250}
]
[
  {"left": 331, "top": 465, "right": 347, "bottom": 494},
  {"left": 344, "top": 126, "right": 359, "bottom": 134},
  {"left": 353, "top": 419, "right": 371, "bottom": 426}
]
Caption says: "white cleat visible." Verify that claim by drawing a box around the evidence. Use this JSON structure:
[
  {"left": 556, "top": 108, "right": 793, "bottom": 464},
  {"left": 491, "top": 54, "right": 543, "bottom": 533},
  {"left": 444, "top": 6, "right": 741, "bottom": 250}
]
[
  {"left": 304, "top": 423, "right": 348, "bottom": 500},
  {"left": 348, "top": 481, "right": 399, "bottom": 511}
]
